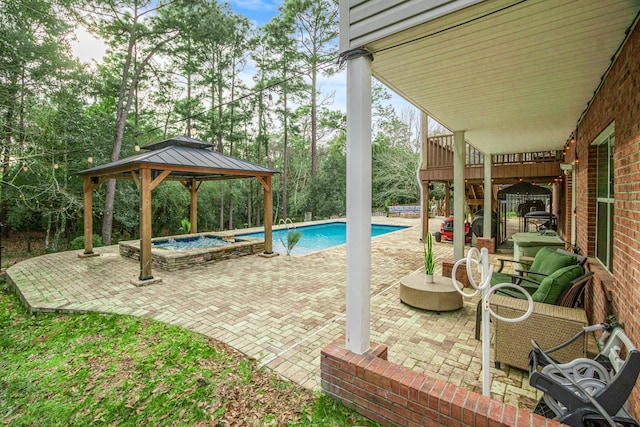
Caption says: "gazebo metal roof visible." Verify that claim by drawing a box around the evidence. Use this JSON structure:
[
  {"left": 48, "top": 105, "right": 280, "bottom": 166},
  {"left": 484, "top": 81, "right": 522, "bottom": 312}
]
[{"left": 78, "top": 135, "right": 277, "bottom": 180}]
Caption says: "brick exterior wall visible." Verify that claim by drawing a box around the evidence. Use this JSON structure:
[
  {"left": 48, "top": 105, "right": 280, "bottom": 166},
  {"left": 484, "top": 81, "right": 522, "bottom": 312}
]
[
  {"left": 321, "top": 339, "right": 560, "bottom": 427},
  {"left": 571, "top": 19, "right": 640, "bottom": 415}
]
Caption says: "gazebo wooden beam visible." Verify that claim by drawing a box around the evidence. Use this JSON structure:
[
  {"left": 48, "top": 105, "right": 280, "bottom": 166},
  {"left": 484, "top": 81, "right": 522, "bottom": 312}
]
[
  {"left": 150, "top": 169, "right": 171, "bottom": 191},
  {"left": 82, "top": 177, "right": 94, "bottom": 254},
  {"left": 139, "top": 168, "right": 153, "bottom": 280},
  {"left": 81, "top": 176, "right": 103, "bottom": 256},
  {"left": 130, "top": 171, "right": 140, "bottom": 190},
  {"left": 260, "top": 175, "right": 273, "bottom": 254},
  {"left": 91, "top": 171, "right": 259, "bottom": 183}
]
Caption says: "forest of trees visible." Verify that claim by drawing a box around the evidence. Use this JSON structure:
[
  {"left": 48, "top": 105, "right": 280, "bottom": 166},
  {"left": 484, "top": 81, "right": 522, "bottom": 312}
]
[{"left": 0, "top": 0, "right": 428, "bottom": 252}]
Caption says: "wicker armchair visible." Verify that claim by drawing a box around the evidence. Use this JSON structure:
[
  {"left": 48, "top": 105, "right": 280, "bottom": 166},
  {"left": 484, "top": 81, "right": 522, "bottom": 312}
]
[{"left": 490, "top": 295, "right": 589, "bottom": 371}]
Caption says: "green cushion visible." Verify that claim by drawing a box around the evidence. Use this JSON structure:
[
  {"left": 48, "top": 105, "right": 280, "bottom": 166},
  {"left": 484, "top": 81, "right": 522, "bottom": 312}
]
[
  {"left": 531, "top": 265, "right": 584, "bottom": 304},
  {"left": 527, "top": 247, "right": 578, "bottom": 282},
  {"left": 491, "top": 272, "right": 538, "bottom": 295},
  {"left": 491, "top": 272, "right": 512, "bottom": 286}
]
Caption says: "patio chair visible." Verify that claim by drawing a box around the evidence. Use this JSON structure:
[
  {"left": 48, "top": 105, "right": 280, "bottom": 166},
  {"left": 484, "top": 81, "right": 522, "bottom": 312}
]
[
  {"left": 492, "top": 247, "right": 587, "bottom": 294},
  {"left": 475, "top": 258, "right": 593, "bottom": 340},
  {"left": 490, "top": 289, "right": 591, "bottom": 371},
  {"left": 495, "top": 268, "right": 592, "bottom": 306},
  {"left": 528, "top": 325, "right": 640, "bottom": 426}
]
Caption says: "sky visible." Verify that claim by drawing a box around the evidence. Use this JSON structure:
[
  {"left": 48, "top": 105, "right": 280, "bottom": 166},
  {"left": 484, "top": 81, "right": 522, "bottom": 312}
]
[{"left": 69, "top": 0, "right": 412, "bottom": 115}]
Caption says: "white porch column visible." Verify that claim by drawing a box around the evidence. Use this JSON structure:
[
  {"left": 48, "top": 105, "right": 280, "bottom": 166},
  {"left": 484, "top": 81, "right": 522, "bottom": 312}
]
[
  {"left": 453, "top": 130, "right": 465, "bottom": 261},
  {"left": 483, "top": 152, "right": 492, "bottom": 238},
  {"left": 345, "top": 51, "right": 372, "bottom": 354},
  {"left": 420, "top": 112, "right": 429, "bottom": 241}
]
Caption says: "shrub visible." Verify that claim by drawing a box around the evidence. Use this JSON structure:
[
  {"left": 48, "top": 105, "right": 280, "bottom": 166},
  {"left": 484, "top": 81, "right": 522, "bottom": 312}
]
[{"left": 70, "top": 234, "right": 103, "bottom": 250}]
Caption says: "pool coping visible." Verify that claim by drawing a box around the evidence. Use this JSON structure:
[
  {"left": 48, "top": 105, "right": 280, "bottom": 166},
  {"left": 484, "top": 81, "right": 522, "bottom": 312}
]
[{"left": 118, "top": 231, "right": 265, "bottom": 271}]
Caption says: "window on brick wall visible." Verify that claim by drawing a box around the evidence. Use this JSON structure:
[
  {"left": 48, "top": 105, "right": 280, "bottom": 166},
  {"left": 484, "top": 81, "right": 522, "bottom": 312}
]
[{"left": 593, "top": 123, "right": 614, "bottom": 271}]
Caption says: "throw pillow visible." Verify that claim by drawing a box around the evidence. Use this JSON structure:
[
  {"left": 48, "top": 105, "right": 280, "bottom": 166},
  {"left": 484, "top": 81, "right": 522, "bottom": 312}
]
[
  {"left": 531, "top": 264, "right": 584, "bottom": 304},
  {"left": 527, "top": 247, "right": 577, "bottom": 282}
]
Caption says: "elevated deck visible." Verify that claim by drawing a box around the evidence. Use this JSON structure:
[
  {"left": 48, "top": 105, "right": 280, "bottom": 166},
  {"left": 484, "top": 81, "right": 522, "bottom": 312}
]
[{"left": 420, "top": 134, "right": 564, "bottom": 184}]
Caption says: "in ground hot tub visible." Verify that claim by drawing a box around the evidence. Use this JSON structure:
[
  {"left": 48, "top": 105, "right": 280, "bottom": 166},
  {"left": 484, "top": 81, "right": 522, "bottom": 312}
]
[{"left": 119, "top": 232, "right": 264, "bottom": 271}]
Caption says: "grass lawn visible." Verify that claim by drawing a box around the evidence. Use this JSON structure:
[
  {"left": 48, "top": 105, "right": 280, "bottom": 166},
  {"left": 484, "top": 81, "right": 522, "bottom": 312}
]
[{"left": 0, "top": 286, "right": 380, "bottom": 426}]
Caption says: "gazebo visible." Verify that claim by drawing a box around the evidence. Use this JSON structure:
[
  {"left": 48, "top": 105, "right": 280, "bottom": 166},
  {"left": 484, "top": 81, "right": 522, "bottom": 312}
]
[{"left": 78, "top": 136, "right": 278, "bottom": 282}]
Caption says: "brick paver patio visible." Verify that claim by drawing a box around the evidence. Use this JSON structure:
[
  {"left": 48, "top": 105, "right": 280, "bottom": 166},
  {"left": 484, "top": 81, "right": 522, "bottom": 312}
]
[{"left": 6, "top": 217, "right": 542, "bottom": 410}]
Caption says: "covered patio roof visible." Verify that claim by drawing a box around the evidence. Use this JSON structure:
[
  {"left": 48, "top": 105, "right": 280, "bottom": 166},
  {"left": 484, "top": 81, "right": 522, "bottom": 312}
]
[
  {"left": 338, "top": 0, "right": 640, "bottom": 357},
  {"left": 365, "top": 0, "right": 640, "bottom": 154},
  {"left": 78, "top": 136, "right": 278, "bottom": 282}
]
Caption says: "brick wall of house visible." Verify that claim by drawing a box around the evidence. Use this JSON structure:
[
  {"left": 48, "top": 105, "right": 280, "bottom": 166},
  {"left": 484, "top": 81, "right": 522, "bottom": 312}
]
[
  {"left": 573, "top": 19, "right": 640, "bottom": 415},
  {"left": 321, "top": 339, "right": 560, "bottom": 427}
]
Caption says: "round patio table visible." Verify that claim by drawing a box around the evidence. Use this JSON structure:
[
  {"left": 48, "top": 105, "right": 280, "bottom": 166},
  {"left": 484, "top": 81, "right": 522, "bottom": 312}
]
[{"left": 399, "top": 270, "right": 463, "bottom": 312}]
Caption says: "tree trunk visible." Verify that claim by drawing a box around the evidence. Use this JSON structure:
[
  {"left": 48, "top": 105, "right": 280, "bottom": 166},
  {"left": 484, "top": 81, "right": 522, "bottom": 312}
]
[
  {"left": 101, "top": 16, "right": 179, "bottom": 245},
  {"left": 216, "top": 51, "right": 224, "bottom": 153},
  {"left": 219, "top": 185, "right": 224, "bottom": 231},
  {"left": 246, "top": 132, "right": 252, "bottom": 228},
  {"left": 282, "top": 82, "right": 288, "bottom": 220},
  {"left": 1, "top": 81, "right": 16, "bottom": 238},
  {"left": 186, "top": 72, "right": 192, "bottom": 137},
  {"left": 102, "top": 16, "right": 137, "bottom": 245},
  {"left": 247, "top": 182, "right": 252, "bottom": 228},
  {"left": 311, "top": 65, "right": 317, "bottom": 178},
  {"left": 256, "top": 185, "right": 261, "bottom": 227},
  {"left": 45, "top": 213, "right": 52, "bottom": 251},
  {"left": 228, "top": 57, "right": 237, "bottom": 156}
]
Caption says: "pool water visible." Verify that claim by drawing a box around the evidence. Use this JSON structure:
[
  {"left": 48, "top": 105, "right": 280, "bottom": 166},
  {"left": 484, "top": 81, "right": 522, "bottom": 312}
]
[
  {"left": 154, "top": 235, "right": 231, "bottom": 251},
  {"left": 238, "top": 222, "right": 407, "bottom": 255}
]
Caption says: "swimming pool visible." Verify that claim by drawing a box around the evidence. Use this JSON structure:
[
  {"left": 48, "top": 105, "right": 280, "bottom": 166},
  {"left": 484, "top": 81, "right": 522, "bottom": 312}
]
[{"left": 238, "top": 222, "right": 407, "bottom": 255}]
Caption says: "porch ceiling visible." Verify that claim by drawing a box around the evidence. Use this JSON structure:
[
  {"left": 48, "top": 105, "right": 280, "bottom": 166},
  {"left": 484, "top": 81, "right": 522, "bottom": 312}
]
[{"left": 367, "top": 0, "right": 640, "bottom": 155}]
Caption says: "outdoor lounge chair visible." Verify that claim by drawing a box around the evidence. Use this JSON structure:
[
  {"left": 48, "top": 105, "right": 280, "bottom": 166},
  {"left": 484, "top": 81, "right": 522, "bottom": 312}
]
[
  {"left": 489, "top": 290, "right": 591, "bottom": 371},
  {"left": 477, "top": 268, "right": 594, "bottom": 370},
  {"left": 474, "top": 249, "right": 591, "bottom": 341}
]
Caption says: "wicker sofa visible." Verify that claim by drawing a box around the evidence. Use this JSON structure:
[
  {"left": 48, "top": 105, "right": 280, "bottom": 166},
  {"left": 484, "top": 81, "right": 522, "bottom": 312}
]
[{"left": 490, "top": 295, "right": 588, "bottom": 371}]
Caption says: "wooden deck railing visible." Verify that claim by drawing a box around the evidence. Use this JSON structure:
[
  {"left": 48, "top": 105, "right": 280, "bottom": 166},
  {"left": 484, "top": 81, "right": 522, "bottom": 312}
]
[{"left": 425, "top": 134, "right": 562, "bottom": 168}]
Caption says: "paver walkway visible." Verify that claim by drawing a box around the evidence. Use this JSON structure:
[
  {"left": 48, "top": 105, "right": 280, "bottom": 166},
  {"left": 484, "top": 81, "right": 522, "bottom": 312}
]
[{"left": 6, "top": 217, "right": 542, "bottom": 410}]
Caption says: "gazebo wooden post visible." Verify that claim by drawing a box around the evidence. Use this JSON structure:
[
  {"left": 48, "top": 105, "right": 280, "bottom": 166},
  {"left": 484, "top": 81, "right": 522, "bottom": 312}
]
[
  {"left": 139, "top": 168, "right": 153, "bottom": 280},
  {"left": 263, "top": 175, "right": 273, "bottom": 254},
  {"left": 83, "top": 177, "right": 94, "bottom": 254},
  {"left": 189, "top": 179, "right": 197, "bottom": 234}
]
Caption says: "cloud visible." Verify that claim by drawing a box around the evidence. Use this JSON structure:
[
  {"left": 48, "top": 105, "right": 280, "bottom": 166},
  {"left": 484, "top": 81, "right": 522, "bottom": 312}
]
[
  {"left": 317, "top": 70, "right": 414, "bottom": 114},
  {"left": 70, "top": 26, "right": 107, "bottom": 65}
]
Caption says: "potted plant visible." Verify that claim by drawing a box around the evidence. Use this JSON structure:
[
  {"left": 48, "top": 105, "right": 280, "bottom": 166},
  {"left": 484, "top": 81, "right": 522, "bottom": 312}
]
[
  {"left": 280, "top": 229, "right": 302, "bottom": 260},
  {"left": 424, "top": 232, "right": 435, "bottom": 282}
]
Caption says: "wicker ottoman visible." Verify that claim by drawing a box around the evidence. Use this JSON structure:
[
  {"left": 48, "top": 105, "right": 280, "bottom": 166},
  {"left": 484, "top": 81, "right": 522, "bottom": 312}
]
[{"left": 491, "top": 295, "right": 588, "bottom": 371}]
